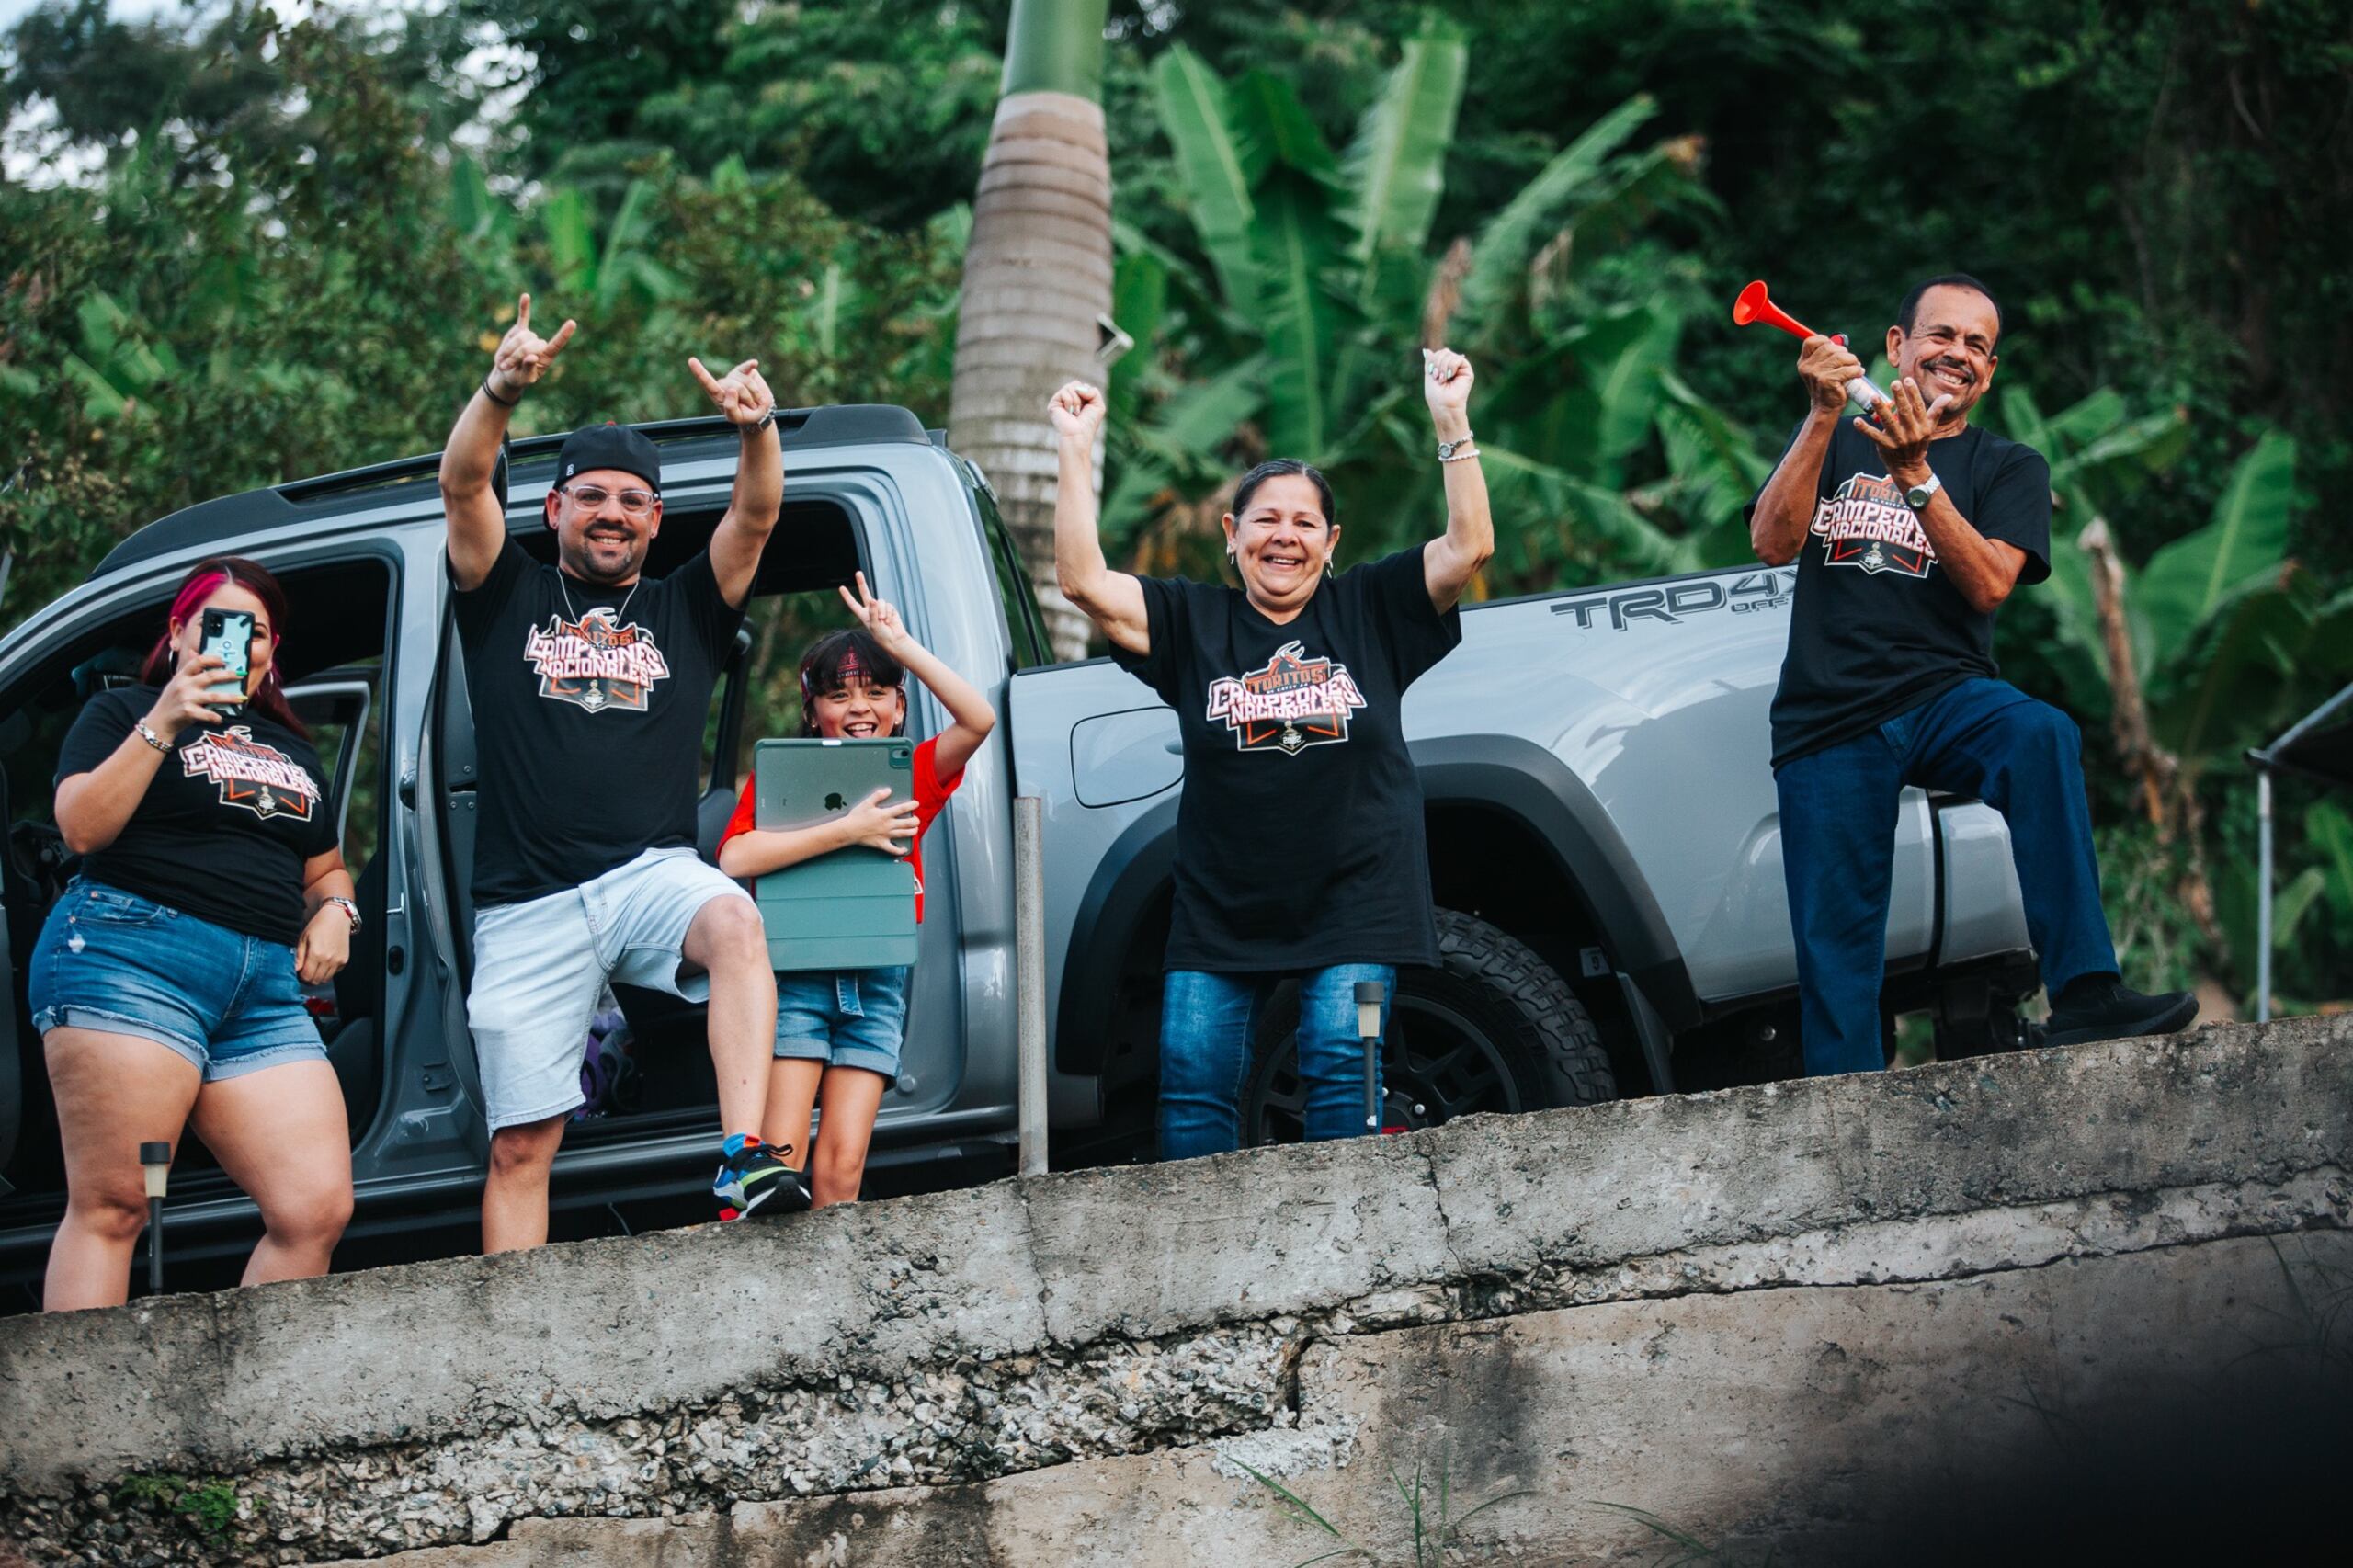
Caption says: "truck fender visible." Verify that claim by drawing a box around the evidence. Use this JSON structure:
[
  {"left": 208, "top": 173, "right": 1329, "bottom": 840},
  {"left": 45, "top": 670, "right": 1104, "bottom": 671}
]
[
  {"left": 1051, "top": 736, "right": 1701, "bottom": 1084},
  {"left": 1408, "top": 733, "right": 1699, "bottom": 1032}
]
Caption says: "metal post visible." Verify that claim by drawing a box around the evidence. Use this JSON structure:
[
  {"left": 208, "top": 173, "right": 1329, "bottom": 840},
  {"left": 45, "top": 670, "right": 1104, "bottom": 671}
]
[
  {"left": 1355, "top": 981, "right": 1386, "bottom": 1135},
  {"left": 140, "top": 1141, "right": 170, "bottom": 1294},
  {"left": 1014, "top": 796, "right": 1049, "bottom": 1176},
  {"left": 2256, "top": 768, "right": 2273, "bottom": 1024}
]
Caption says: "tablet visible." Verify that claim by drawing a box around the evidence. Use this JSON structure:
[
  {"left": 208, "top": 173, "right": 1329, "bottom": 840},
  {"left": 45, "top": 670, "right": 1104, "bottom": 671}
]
[{"left": 750, "top": 737, "right": 920, "bottom": 971}]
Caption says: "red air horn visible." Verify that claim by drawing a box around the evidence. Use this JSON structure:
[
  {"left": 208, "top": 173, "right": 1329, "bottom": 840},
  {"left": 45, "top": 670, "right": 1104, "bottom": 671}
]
[{"left": 1732, "top": 280, "right": 1887, "bottom": 410}]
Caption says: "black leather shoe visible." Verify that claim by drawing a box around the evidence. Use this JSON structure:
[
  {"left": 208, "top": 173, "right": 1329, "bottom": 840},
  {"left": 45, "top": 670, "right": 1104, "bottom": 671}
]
[{"left": 2043, "top": 980, "right": 2199, "bottom": 1047}]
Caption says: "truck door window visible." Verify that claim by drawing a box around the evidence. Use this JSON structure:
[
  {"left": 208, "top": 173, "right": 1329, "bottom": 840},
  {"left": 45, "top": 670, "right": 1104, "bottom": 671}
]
[{"left": 976, "top": 486, "right": 1049, "bottom": 670}]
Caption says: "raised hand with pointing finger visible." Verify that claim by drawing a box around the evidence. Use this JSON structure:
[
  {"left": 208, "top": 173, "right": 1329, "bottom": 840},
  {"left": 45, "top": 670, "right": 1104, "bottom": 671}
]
[{"left": 485, "top": 293, "right": 576, "bottom": 404}]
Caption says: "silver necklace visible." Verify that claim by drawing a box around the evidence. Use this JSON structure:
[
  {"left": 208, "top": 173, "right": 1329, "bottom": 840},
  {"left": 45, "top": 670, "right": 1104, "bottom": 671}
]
[{"left": 560, "top": 572, "right": 641, "bottom": 627}]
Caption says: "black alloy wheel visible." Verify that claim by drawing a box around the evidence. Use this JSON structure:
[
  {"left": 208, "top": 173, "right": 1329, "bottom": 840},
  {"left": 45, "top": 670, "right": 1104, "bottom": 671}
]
[{"left": 1240, "top": 908, "right": 1617, "bottom": 1145}]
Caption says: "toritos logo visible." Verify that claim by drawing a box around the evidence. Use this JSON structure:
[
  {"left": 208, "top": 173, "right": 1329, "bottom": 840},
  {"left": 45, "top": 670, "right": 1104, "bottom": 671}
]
[
  {"left": 182, "top": 728, "right": 318, "bottom": 822},
  {"left": 1205, "top": 641, "right": 1367, "bottom": 756},
  {"left": 522, "top": 608, "right": 671, "bottom": 713},
  {"left": 1812, "top": 473, "right": 1937, "bottom": 579}
]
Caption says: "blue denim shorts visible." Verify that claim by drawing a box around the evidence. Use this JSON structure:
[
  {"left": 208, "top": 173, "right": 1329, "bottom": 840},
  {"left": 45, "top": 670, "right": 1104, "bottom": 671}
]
[
  {"left": 774, "top": 966, "right": 910, "bottom": 1078},
  {"left": 27, "top": 878, "right": 325, "bottom": 1082}
]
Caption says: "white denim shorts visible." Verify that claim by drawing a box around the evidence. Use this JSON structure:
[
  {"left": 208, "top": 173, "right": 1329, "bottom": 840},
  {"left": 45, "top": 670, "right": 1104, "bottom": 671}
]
[{"left": 467, "top": 846, "right": 753, "bottom": 1131}]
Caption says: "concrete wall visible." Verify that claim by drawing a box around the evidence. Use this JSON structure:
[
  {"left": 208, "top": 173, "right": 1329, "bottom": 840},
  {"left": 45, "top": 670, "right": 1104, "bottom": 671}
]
[{"left": 2, "top": 1017, "right": 2347, "bottom": 1564}]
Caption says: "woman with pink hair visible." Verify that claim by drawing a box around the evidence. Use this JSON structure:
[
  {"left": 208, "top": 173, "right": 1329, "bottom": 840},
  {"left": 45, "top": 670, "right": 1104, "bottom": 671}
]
[{"left": 28, "top": 556, "right": 358, "bottom": 1310}]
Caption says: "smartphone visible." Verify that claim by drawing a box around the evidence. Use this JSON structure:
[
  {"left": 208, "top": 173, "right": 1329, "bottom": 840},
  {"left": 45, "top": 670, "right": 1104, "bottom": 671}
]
[{"left": 199, "top": 608, "right": 254, "bottom": 718}]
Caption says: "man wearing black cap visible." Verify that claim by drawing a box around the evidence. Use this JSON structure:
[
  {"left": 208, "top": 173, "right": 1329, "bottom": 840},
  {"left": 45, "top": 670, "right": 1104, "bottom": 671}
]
[{"left": 438, "top": 293, "right": 803, "bottom": 1249}]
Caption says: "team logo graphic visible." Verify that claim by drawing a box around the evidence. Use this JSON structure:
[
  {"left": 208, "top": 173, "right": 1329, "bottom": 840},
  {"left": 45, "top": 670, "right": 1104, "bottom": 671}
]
[
  {"left": 1205, "top": 641, "right": 1368, "bottom": 756},
  {"left": 522, "top": 608, "right": 671, "bottom": 712},
  {"left": 182, "top": 728, "right": 318, "bottom": 822},
  {"left": 1811, "top": 473, "right": 1938, "bottom": 579}
]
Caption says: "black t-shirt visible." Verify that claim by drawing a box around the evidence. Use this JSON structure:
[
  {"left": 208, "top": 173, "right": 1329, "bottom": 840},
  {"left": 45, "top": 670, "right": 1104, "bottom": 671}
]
[
  {"left": 54, "top": 686, "right": 336, "bottom": 946},
  {"left": 452, "top": 540, "right": 743, "bottom": 906},
  {"left": 1110, "top": 544, "right": 1462, "bottom": 973},
  {"left": 1755, "top": 419, "right": 2052, "bottom": 767}
]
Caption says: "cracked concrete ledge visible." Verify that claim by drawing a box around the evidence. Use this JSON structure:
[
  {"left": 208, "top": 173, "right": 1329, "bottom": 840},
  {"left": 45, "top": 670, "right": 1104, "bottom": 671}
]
[{"left": 0, "top": 1016, "right": 2347, "bottom": 1563}]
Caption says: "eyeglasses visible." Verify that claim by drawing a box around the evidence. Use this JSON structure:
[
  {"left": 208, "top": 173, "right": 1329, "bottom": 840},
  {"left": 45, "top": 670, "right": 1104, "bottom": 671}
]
[{"left": 562, "top": 484, "right": 658, "bottom": 516}]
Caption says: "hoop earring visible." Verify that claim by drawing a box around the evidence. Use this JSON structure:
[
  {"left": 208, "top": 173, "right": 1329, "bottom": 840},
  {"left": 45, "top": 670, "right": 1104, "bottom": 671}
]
[{"left": 1324, "top": 557, "right": 1336, "bottom": 577}]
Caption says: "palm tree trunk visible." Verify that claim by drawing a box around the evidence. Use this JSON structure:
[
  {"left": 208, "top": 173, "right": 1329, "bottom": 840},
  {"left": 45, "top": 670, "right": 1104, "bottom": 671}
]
[{"left": 949, "top": 0, "right": 1112, "bottom": 661}]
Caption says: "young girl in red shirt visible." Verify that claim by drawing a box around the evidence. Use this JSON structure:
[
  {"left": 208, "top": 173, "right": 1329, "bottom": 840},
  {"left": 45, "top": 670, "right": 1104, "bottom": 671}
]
[{"left": 716, "top": 574, "right": 995, "bottom": 1209}]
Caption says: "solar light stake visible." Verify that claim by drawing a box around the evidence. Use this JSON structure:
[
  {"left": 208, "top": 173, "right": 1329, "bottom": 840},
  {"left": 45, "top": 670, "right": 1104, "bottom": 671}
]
[
  {"left": 1354, "top": 981, "right": 1386, "bottom": 1134},
  {"left": 140, "top": 1141, "right": 170, "bottom": 1294}
]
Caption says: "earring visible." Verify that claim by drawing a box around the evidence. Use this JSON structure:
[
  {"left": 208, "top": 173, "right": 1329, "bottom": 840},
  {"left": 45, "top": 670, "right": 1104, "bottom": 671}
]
[{"left": 1324, "top": 558, "right": 1336, "bottom": 577}]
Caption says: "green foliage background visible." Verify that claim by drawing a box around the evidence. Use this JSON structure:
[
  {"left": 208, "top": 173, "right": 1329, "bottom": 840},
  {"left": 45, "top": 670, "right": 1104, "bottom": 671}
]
[{"left": 2, "top": 0, "right": 2347, "bottom": 1008}]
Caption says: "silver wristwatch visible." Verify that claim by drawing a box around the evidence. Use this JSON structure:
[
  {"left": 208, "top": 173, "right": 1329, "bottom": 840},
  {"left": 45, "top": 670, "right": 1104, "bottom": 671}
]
[
  {"left": 323, "top": 896, "right": 362, "bottom": 933},
  {"left": 1437, "top": 434, "right": 1478, "bottom": 462},
  {"left": 1903, "top": 472, "right": 1944, "bottom": 510}
]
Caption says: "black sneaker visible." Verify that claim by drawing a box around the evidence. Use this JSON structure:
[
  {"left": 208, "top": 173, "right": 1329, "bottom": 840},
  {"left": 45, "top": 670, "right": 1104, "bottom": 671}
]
[
  {"left": 2042, "top": 978, "right": 2199, "bottom": 1048},
  {"left": 712, "top": 1135, "right": 812, "bottom": 1221}
]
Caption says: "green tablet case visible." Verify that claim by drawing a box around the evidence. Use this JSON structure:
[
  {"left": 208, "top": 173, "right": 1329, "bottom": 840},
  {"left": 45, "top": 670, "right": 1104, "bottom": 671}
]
[{"left": 751, "top": 737, "right": 920, "bottom": 971}]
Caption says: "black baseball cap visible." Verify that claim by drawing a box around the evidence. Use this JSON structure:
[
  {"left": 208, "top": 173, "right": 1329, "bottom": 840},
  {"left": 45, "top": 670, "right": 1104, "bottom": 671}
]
[{"left": 555, "top": 422, "right": 661, "bottom": 495}]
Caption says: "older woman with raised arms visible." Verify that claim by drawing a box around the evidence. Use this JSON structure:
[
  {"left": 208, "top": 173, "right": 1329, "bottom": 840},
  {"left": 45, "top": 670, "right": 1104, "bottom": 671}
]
[{"left": 1048, "top": 350, "right": 1491, "bottom": 1157}]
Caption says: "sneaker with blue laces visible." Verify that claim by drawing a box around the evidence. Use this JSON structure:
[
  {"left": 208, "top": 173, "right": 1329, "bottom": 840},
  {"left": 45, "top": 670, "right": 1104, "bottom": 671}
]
[{"left": 712, "top": 1133, "right": 809, "bottom": 1221}]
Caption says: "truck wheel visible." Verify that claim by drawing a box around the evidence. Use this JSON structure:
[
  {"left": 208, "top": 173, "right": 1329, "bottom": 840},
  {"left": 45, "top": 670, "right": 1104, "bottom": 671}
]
[{"left": 1240, "top": 909, "right": 1618, "bottom": 1144}]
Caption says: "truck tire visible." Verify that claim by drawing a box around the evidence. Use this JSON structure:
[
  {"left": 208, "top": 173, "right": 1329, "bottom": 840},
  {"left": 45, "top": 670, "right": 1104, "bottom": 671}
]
[{"left": 1241, "top": 908, "right": 1617, "bottom": 1143}]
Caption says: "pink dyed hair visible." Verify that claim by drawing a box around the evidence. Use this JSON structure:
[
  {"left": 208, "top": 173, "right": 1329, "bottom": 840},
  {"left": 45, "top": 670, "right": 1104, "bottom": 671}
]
[{"left": 139, "top": 556, "right": 307, "bottom": 735}]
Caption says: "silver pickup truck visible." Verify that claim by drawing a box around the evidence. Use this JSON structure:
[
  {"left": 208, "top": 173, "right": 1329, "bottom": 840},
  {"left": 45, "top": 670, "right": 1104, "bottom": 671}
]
[{"left": 0, "top": 407, "right": 2035, "bottom": 1301}]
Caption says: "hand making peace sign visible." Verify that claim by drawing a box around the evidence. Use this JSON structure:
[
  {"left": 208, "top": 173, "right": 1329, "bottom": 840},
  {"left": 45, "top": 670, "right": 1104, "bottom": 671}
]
[
  {"left": 837, "top": 570, "right": 915, "bottom": 660},
  {"left": 486, "top": 293, "right": 576, "bottom": 403},
  {"left": 689, "top": 356, "right": 778, "bottom": 427}
]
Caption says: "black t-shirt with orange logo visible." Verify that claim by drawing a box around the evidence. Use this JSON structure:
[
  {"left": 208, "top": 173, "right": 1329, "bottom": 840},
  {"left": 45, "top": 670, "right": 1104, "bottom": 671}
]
[
  {"left": 54, "top": 685, "right": 336, "bottom": 946},
  {"left": 1110, "top": 544, "right": 1462, "bottom": 973},
  {"left": 452, "top": 540, "right": 742, "bottom": 906},
  {"left": 1756, "top": 419, "right": 2052, "bottom": 768}
]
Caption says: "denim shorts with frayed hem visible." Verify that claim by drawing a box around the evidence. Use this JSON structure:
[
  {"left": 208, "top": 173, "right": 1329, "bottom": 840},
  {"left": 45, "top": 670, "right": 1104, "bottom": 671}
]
[
  {"left": 773, "top": 965, "right": 910, "bottom": 1079},
  {"left": 27, "top": 878, "right": 325, "bottom": 1081}
]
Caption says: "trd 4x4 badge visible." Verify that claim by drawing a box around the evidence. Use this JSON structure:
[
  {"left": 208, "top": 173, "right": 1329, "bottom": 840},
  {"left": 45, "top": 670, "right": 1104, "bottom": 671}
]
[
  {"left": 1204, "top": 641, "right": 1367, "bottom": 756},
  {"left": 522, "top": 608, "right": 672, "bottom": 712},
  {"left": 1812, "top": 473, "right": 1938, "bottom": 579}
]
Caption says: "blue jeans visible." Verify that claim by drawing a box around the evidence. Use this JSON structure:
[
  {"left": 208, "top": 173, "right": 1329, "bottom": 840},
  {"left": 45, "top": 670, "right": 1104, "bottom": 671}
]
[
  {"left": 1776, "top": 679, "right": 2120, "bottom": 1077},
  {"left": 1158, "top": 964, "right": 1396, "bottom": 1159}
]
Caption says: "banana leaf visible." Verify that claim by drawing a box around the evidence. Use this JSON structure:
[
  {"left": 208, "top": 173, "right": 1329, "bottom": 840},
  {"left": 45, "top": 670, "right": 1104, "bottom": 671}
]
[
  {"left": 1151, "top": 45, "right": 1261, "bottom": 308},
  {"left": 1475, "top": 440, "right": 1698, "bottom": 580},
  {"left": 1229, "top": 69, "right": 1337, "bottom": 182},
  {"left": 1455, "top": 95, "right": 1656, "bottom": 343},
  {"left": 1340, "top": 18, "right": 1465, "bottom": 305},
  {"left": 2136, "top": 431, "right": 2296, "bottom": 660},
  {"left": 2308, "top": 801, "right": 2353, "bottom": 921},
  {"left": 1254, "top": 173, "right": 1352, "bottom": 461}
]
